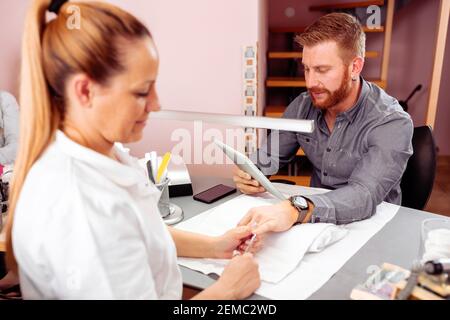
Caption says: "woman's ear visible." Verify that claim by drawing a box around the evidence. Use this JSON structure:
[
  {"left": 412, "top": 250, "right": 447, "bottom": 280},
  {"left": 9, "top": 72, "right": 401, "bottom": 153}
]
[{"left": 68, "top": 74, "right": 95, "bottom": 109}]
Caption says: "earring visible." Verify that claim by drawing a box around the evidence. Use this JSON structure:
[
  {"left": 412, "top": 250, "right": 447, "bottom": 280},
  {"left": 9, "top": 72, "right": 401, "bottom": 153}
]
[{"left": 351, "top": 75, "right": 357, "bottom": 81}]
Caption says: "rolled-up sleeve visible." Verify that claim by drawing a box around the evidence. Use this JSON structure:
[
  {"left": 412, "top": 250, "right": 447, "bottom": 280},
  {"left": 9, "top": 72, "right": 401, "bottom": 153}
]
[
  {"left": 305, "top": 113, "right": 413, "bottom": 225},
  {"left": 0, "top": 92, "right": 19, "bottom": 165}
]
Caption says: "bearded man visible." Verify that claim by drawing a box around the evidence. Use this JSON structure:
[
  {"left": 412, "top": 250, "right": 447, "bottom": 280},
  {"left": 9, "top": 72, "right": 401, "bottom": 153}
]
[{"left": 234, "top": 13, "right": 413, "bottom": 233}]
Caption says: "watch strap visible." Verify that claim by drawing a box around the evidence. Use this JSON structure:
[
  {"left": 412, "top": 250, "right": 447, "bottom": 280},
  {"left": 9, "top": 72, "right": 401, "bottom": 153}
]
[{"left": 289, "top": 196, "right": 308, "bottom": 224}]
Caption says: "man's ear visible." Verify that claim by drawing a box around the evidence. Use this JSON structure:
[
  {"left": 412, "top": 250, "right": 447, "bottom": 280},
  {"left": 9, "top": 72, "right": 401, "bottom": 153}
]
[
  {"left": 70, "top": 74, "right": 95, "bottom": 109},
  {"left": 351, "top": 56, "right": 364, "bottom": 78}
]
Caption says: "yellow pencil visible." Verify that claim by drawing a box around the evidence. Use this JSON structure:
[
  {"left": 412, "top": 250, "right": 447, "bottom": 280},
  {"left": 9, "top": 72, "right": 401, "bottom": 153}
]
[{"left": 156, "top": 152, "right": 171, "bottom": 183}]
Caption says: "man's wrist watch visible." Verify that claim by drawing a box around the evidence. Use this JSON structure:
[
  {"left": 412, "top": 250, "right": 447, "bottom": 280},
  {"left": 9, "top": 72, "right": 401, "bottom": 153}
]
[{"left": 289, "top": 195, "right": 309, "bottom": 224}]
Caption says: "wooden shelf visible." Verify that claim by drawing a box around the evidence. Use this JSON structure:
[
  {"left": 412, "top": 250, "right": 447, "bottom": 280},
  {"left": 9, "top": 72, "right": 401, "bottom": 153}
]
[
  {"left": 0, "top": 229, "right": 5, "bottom": 253},
  {"left": 264, "top": 106, "right": 305, "bottom": 156},
  {"left": 268, "top": 51, "right": 379, "bottom": 59},
  {"left": 266, "top": 77, "right": 386, "bottom": 89},
  {"left": 266, "top": 77, "right": 306, "bottom": 87},
  {"left": 364, "top": 51, "right": 380, "bottom": 58},
  {"left": 269, "top": 52, "right": 303, "bottom": 59},
  {"left": 264, "top": 105, "right": 286, "bottom": 117},
  {"left": 310, "top": 0, "right": 384, "bottom": 11},
  {"left": 270, "top": 175, "right": 311, "bottom": 186},
  {"left": 269, "top": 26, "right": 384, "bottom": 33},
  {"left": 362, "top": 26, "right": 385, "bottom": 33}
]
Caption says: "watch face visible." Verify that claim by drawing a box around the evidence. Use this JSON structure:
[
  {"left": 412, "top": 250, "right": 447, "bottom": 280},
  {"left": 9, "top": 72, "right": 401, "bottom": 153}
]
[{"left": 293, "top": 196, "right": 308, "bottom": 209}]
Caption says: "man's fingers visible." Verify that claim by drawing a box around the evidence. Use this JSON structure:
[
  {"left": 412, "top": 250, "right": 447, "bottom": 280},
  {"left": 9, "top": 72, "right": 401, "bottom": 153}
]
[
  {"left": 237, "top": 211, "right": 253, "bottom": 226},
  {"left": 234, "top": 176, "right": 260, "bottom": 188},
  {"left": 252, "top": 220, "right": 276, "bottom": 235},
  {"left": 236, "top": 169, "right": 251, "bottom": 180},
  {"left": 236, "top": 183, "right": 265, "bottom": 194},
  {"left": 232, "top": 225, "right": 253, "bottom": 239},
  {"left": 233, "top": 169, "right": 261, "bottom": 187},
  {"left": 237, "top": 212, "right": 261, "bottom": 230}
]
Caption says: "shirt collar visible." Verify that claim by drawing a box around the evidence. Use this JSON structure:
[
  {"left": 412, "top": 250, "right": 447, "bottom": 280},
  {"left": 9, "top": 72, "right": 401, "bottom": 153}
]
[{"left": 55, "top": 130, "right": 147, "bottom": 187}]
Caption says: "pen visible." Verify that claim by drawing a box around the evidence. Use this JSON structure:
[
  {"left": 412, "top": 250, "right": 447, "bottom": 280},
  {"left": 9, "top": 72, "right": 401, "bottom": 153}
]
[
  {"left": 146, "top": 160, "right": 155, "bottom": 183},
  {"left": 156, "top": 152, "right": 171, "bottom": 183},
  {"left": 161, "top": 166, "right": 169, "bottom": 182},
  {"left": 150, "top": 151, "right": 158, "bottom": 182}
]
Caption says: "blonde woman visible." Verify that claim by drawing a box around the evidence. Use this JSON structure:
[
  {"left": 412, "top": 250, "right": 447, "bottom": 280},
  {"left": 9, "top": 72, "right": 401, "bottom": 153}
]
[{"left": 4, "top": 0, "right": 260, "bottom": 299}]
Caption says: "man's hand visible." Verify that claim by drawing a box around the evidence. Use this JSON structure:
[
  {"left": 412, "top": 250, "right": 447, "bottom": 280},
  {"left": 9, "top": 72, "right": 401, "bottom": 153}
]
[
  {"left": 233, "top": 168, "right": 266, "bottom": 195},
  {"left": 238, "top": 200, "right": 299, "bottom": 235}
]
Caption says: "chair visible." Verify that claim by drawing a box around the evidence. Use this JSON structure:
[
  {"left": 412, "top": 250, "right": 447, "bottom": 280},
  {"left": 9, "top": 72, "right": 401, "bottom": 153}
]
[{"left": 400, "top": 126, "right": 437, "bottom": 210}]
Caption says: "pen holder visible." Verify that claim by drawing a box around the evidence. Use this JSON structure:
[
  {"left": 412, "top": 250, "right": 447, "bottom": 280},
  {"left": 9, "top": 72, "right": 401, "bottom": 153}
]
[
  {"left": 155, "top": 178, "right": 184, "bottom": 225},
  {"left": 155, "top": 178, "right": 171, "bottom": 218}
]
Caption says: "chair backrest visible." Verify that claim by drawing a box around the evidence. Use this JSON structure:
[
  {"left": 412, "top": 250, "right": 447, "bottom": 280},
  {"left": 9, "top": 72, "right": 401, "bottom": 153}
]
[{"left": 400, "top": 126, "right": 437, "bottom": 210}]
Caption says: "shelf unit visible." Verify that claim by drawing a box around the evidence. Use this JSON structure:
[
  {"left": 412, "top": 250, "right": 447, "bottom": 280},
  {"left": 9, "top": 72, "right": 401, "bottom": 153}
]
[{"left": 263, "top": 0, "right": 395, "bottom": 185}]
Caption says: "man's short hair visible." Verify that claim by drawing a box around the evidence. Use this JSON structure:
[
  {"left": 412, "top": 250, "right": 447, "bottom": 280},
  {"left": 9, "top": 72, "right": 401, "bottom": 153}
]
[{"left": 295, "top": 13, "right": 366, "bottom": 63}]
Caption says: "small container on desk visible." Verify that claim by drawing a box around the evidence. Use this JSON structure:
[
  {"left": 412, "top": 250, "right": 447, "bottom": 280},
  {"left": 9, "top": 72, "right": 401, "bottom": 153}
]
[{"left": 155, "top": 177, "right": 183, "bottom": 225}]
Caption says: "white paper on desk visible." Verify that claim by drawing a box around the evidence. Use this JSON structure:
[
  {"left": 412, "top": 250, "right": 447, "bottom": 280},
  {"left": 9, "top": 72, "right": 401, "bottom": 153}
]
[
  {"left": 177, "top": 183, "right": 400, "bottom": 299},
  {"left": 176, "top": 187, "right": 346, "bottom": 283}
]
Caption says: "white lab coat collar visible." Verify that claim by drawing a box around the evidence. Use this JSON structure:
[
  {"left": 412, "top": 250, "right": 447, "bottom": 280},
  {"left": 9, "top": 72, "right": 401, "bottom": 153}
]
[{"left": 55, "top": 130, "right": 146, "bottom": 188}]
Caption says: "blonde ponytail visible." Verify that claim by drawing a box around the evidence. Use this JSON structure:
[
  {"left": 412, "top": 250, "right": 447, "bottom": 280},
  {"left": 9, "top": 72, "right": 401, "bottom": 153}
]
[
  {"left": 5, "top": 0, "right": 151, "bottom": 272},
  {"left": 5, "top": 0, "right": 56, "bottom": 271}
]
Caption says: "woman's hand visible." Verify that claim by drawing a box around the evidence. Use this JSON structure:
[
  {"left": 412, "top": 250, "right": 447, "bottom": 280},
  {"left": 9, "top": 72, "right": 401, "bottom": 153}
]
[
  {"left": 212, "top": 226, "right": 263, "bottom": 259},
  {"left": 193, "top": 253, "right": 261, "bottom": 300},
  {"left": 215, "top": 253, "right": 261, "bottom": 299}
]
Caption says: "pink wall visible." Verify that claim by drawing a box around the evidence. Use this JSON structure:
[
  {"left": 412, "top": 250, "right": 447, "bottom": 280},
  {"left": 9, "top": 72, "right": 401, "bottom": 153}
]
[
  {"left": 0, "top": 0, "right": 267, "bottom": 178},
  {"left": 0, "top": 1, "right": 28, "bottom": 96},
  {"left": 105, "top": 1, "right": 261, "bottom": 159},
  {"left": 258, "top": 0, "right": 269, "bottom": 117},
  {"left": 106, "top": 0, "right": 267, "bottom": 178},
  {"left": 434, "top": 14, "right": 450, "bottom": 155},
  {"left": 268, "top": 0, "right": 450, "bottom": 155}
]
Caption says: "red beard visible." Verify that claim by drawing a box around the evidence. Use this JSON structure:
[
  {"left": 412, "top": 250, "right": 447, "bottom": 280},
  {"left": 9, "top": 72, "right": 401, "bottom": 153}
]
[{"left": 308, "top": 71, "right": 351, "bottom": 110}]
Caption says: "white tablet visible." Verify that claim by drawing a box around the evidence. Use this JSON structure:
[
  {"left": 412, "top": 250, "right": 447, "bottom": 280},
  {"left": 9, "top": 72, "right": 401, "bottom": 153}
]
[{"left": 214, "top": 139, "right": 287, "bottom": 201}]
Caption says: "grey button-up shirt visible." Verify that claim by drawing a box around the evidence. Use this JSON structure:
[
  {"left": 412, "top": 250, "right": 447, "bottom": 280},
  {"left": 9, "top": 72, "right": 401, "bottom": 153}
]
[{"left": 252, "top": 78, "right": 413, "bottom": 224}]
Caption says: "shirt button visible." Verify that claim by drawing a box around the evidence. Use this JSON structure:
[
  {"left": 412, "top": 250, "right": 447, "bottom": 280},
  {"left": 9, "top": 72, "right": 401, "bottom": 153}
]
[
  {"left": 326, "top": 147, "right": 331, "bottom": 152},
  {"left": 324, "top": 172, "right": 328, "bottom": 176}
]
